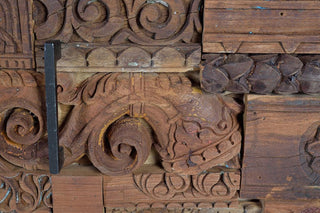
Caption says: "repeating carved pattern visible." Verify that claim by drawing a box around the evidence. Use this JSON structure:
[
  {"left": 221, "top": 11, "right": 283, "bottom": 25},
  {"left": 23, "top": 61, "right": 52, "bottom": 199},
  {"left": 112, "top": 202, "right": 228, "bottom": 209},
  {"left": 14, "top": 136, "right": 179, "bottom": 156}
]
[
  {"left": 35, "top": 44, "right": 201, "bottom": 72},
  {"left": 300, "top": 122, "right": 320, "bottom": 185},
  {"left": 0, "top": 70, "right": 48, "bottom": 172},
  {"left": 0, "top": 0, "right": 34, "bottom": 69},
  {"left": 0, "top": 172, "right": 52, "bottom": 213},
  {"left": 133, "top": 171, "right": 240, "bottom": 200},
  {"left": 57, "top": 73, "right": 241, "bottom": 175},
  {"left": 201, "top": 54, "right": 320, "bottom": 94},
  {"left": 33, "top": 0, "right": 202, "bottom": 45}
]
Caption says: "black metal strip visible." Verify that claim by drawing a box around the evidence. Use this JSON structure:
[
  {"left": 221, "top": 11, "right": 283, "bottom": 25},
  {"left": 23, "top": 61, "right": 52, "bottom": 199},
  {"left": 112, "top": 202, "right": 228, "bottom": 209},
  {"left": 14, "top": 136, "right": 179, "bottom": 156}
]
[{"left": 44, "top": 41, "right": 62, "bottom": 174}]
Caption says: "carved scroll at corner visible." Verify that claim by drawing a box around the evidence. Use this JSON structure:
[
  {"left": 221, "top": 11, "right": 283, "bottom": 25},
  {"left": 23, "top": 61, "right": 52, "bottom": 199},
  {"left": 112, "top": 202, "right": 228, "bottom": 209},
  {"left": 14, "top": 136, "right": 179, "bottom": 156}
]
[
  {"left": 0, "top": 70, "right": 49, "bottom": 172},
  {"left": 57, "top": 73, "right": 242, "bottom": 176},
  {"left": 33, "top": 0, "right": 202, "bottom": 45},
  {"left": 201, "top": 54, "right": 320, "bottom": 94},
  {"left": 0, "top": 172, "right": 52, "bottom": 213},
  {"left": 300, "top": 122, "right": 320, "bottom": 185}
]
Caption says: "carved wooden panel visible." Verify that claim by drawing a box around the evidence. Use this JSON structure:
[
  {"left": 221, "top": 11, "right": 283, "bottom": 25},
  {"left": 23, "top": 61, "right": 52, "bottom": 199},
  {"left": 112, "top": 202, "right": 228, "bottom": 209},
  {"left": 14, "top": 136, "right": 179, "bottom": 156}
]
[
  {"left": 201, "top": 54, "right": 320, "bottom": 94},
  {"left": 0, "top": 171, "right": 52, "bottom": 213},
  {"left": 241, "top": 95, "right": 320, "bottom": 199},
  {"left": 36, "top": 44, "right": 201, "bottom": 73},
  {"left": 0, "top": 0, "right": 34, "bottom": 69},
  {"left": 203, "top": 0, "right": 320, "bottom": 53},
  {"left": 32, "top": 0, "right": 202, "bottom": 45}
]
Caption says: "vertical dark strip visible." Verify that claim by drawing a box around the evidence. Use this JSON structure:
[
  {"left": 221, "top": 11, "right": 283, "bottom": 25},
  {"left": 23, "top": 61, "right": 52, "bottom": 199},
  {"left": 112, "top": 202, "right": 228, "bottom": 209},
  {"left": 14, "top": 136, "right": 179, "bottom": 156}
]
[{"left": 44, "top": 41, "right": 61, "bottom": 174}]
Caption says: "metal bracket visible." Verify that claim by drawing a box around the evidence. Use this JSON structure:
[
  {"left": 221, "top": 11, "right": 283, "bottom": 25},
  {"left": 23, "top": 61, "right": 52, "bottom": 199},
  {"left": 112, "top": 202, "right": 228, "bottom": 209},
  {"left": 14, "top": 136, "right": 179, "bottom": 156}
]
[{"left": 44, "top": 41, "right": 63, "bottom": 174}]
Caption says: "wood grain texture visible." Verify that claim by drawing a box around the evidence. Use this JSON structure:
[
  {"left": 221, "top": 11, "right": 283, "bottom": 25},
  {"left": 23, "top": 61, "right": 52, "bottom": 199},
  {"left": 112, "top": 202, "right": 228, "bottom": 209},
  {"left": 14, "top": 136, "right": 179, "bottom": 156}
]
[
  {"left": 241, "top": 95, "right": 320, "bottom": 200},
  {"left": 203, "top": 0, "right": 320, "bottom": 53},
  {"left": 52, "top": 175, "right": 103, "bottom": 213},
  {"left": 0, "top": 0, "right": 34, "bottom": 69},
  {"left": 201, "top": 54, "right": 320, "bottom": 94},
  {"left": 264, "top": 200, "right": 320, "bottom": 213}
]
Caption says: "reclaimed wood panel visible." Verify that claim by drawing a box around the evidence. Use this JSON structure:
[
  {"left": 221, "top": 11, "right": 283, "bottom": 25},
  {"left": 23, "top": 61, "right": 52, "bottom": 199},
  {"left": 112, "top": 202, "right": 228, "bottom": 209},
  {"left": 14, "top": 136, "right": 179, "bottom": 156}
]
[
  {"left": 203, "top": 0, "right": 320, "bottom": 53},
  {"left": 241, "top": 95, "right": 320, "bottom": 199},
  {"left": 52, "top": 169, "right": 104, "bottom": 213},
  {"left": 265, "top": 200, "right": 320, "bottom": 213}
]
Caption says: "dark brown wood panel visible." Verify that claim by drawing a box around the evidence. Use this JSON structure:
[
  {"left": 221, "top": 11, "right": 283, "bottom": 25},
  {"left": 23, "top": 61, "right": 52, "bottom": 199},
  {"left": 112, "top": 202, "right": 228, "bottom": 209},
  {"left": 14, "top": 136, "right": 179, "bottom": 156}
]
[
  {"left": 203, "top": 0, "right": 320, "bottom": 53},
  {"left": 241, "top": 95, "right": 320, "bottom": 199}
]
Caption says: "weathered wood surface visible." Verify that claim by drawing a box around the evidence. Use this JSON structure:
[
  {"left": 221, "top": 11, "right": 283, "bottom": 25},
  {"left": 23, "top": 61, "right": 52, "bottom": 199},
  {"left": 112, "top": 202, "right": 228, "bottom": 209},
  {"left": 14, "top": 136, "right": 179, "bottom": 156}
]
[
  {"left": 264, "top": 200, "right": 320, "bottom": 213},
  {"left": 0, "top": 0, "right": 34, "bottom": 69},
  {"left": 35, "top": 44, "right": 201, "bottom": 73},
  {"left": 0, "top": 170, "right": 52, "bottom": 213},
  {"left": 201, "top": 54, "right": 320, "bottom": 94},
  {"left": 241, "top": 95, "right": 320, "bottom": 199},
  {"left": 203, "top": 0, "right": 320, "bottom": 53},
  {"left": 52, "top": 172, "right": 104, "bottom": 213}
]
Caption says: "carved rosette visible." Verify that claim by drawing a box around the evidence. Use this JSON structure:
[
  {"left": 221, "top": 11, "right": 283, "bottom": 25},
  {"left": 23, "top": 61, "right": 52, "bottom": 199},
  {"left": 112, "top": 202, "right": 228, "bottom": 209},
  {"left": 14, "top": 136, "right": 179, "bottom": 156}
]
[
  {"left": 300, "top": 122, "right": 320, "bottom": 184},
  {"left": 33, "top": 0, "right": 202, "bottom": 44},
  {"left": 57, "top": 73, "right": 241, "bottom": 175},
  {"left": 0, "top": 70, "right": 48, "bottom": 172},
  {"left": 0, "top": 172, "right": 52, "bottom": 212}
]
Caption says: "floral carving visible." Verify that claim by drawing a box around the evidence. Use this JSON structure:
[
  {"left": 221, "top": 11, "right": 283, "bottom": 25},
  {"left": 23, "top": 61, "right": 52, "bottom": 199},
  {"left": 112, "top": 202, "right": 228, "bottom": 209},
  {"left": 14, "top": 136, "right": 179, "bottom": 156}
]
[
  {"left": 33, "top": 0, "right": 202, "bottom": 44},
  {"left": 58, "top": 73, "right": 241, "bottom": 175},
  {"left": 133, "top": 171, "right": 240, "bottom": 200},
  {"left": 0, "top": 172, "right": 52, "bottom": 213}
]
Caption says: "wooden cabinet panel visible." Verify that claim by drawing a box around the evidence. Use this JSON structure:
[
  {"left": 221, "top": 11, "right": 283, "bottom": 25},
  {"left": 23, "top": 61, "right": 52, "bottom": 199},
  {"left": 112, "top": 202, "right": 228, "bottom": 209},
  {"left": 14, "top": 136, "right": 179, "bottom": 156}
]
[
  {"left": 241, "top": 95, "right": 320, "bottom": 199},
  {"left": 203, "top": 0, "right": 320, "bottom": 53}
]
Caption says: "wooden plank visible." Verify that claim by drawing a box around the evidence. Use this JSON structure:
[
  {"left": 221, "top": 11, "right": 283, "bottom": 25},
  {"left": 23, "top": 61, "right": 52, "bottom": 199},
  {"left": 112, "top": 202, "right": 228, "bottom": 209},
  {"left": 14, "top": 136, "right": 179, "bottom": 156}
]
[
  {"left": 203, "top": 0, "right": 320, "bottom": 53},
  {"left": 241, "top": 95, "right": 320, "bottom": 199},
  {"left": 265, "top": 200, "right": 320, "bottom": 213},
  {"left": 52, "top": 169, "right": 104, "bottom": 213}
]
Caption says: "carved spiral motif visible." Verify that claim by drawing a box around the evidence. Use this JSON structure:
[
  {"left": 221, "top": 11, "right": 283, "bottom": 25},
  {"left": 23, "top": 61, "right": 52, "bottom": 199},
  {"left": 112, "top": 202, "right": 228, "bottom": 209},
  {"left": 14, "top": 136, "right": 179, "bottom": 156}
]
[
  {"left": 5, "top": 108, "right": 41, "bottom": 146},
  {"left": 88, "top": 117, "right": 153, "bottom": 175}
]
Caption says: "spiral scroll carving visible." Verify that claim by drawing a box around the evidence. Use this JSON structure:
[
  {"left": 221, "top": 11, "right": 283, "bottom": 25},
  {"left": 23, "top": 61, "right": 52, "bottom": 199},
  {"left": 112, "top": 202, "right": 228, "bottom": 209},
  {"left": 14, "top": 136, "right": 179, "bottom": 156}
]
[
  {"left": 88, "top": 117, "right": 153, "bottom": 175},
  {"left": 58, "top": 73, "right": 241, "bottom": 175},
  {"left": 0, "top": 70, "right": 48, "bottom": 171},
  {"left": 33, "top": 0, "right": 202, "bottom": 44}
]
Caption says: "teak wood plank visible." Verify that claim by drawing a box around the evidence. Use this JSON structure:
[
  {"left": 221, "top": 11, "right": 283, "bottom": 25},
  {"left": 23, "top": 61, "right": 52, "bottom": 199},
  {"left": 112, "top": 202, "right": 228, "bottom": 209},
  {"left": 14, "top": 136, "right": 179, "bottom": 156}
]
[
  {"left": 241, "top": 95, "right": 320, "bottom": 200},
  {"left": 203, "top": 0, "right": 320, "bottom": 53},
  {"left": 52, "top": 169, "right": 104, "bottom": 213}
]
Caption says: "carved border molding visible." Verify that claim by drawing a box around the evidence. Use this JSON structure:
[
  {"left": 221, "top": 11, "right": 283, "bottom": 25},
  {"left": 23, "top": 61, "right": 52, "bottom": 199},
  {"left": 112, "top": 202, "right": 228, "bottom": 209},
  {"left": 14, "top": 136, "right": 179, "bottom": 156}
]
[
  {"left": 35, "top": 44, "right": 201, "bottom": 73},
  {"left": 201, "top": 54, "right": 320, "bottom": 94},
  {"left": 0, "top": 171, "right": 52, "bottom": 213},
  {"left": 33, "top": 0, "right": 202, "bottom": 45},
  {"left": 0, "top": 71, "right": 241, "bottom": 176}
]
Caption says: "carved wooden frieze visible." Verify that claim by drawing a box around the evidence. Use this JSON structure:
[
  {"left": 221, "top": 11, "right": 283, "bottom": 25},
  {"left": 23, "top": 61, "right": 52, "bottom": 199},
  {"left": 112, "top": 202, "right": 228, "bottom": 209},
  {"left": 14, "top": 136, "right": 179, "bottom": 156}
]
[
  {"left": 36, "top": 44, "right": 201, "bottom": 72},
  {"left": 201, "top": 54, "right": 320, "bottom": 94},
  {"left": 203, "top": 0, "right": 320, "bottom": 54},
  {"left": 58, "top": 73, "right": 242, "bottom": 175},
  {"left": 0, "top": 71, "right": 242, "bottom": 176},
  {"left": 0, "top": 0, "right": 34, "bottom": 69},
  {"left": 0, "top": 171, "right": 52, "bottom": 213},
  {"left": 33, "top": 0, "right": 202, "bottom": 45}
]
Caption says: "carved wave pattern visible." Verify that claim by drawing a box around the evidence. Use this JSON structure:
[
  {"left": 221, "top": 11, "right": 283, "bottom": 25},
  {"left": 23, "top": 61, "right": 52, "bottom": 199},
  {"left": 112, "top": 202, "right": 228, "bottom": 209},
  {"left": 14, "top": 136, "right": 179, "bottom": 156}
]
[{"left": 33, "top": 0, "right": 202, "bottom": 44}]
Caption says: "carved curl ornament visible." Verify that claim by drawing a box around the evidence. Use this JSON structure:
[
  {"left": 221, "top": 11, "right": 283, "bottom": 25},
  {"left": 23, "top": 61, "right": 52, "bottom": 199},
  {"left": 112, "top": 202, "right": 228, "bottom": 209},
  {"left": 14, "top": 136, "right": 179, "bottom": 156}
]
[
  {"left": 33, "top": 0, "right": 202, "bottom": 45},
  {"left": 0, "top": 71, "right": 241, "bottom": 176}
]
